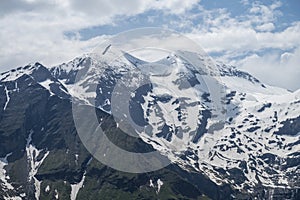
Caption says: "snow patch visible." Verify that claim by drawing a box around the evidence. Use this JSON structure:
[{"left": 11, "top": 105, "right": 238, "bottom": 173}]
[
  {"left": 0, "top": 152, "right": 13, "bottom": 190},
  {"left": 3, "top": 86, "right": 10, "bottom": 110},
  {"left": 0, "top": 153, "right": 23, "bottom": 200},
  {"left": 54, "top": 189, "right": 59, "bottom": 199},
  {"left": 149, "top": 178, "right": 163, "bottom": 194},
  {"left": 75, "top": 154, "right": 79, "bottom": 165},
  {"left": 157, "top": 179, "right": 163, "bottom": 193},
  {"left": 149, "top": 179, "right": 154, "bottom": 188},
  {"left": 39, "top": 79, "right": 54, "bottom": 95},
  {"left": 26, "top": 131, "right": 50, "bottom": 200},
  {"left": 70, "top": 172, "right": 86, "bottom": 200},
  {"left": 45, "top": 185, "right": 50, "bottom": 193}
]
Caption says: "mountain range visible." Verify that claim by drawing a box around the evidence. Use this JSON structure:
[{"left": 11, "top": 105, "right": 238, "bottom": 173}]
[{"left": 0, "top": 50, "right": 299, "bottom": 200}]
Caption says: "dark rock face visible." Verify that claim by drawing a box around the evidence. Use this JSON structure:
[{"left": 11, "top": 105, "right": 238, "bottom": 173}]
[
  {"left": 275, "top": 116, "right": 300, "bottom": 136},
  {"left": 217, "top": 63, "right": 260, "bottom": 84}
]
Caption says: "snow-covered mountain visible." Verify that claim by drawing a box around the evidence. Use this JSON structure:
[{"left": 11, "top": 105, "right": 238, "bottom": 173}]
[{"left": 0, "top": 49, "right": 299, "bottom": 199}]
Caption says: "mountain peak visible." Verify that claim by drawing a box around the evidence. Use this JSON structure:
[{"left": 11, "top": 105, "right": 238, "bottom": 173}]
[{"left": 0, "top": 62, "right": 48, "bottom": 82}]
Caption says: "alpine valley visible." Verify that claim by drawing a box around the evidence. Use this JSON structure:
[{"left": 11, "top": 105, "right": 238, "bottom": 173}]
[{"left": 0, "top": 49, "right": 299, "bottom": 200}]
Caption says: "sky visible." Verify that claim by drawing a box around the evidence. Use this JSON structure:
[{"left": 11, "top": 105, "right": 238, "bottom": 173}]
[{"left": 0, "top": 0, "right": 299, "bottom": 90}]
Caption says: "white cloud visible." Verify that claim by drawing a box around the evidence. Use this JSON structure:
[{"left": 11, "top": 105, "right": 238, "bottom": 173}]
[
  {"left": 240, "top": 0, "right": 250, "bottom": 6},
  {"left": 255, "top": 22, "right": 275, "bottom": 32},
  {"left": 178, "top": 1, "right": 299, "bottom": 90},
  {"left": 196, "top": 23, "right": 300, "bottom": 90},
  {"left": 238, "top": 47, "right": 300, "bottom": 91},
  {"left": 188, "top": 21, "right": 300, "bottom": 53},
  {"left": 249, "top": 1, "right": 282, "bottom": 24},
  {"left": 0, "top": 0, "right": 200, "bottom": 70}
]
